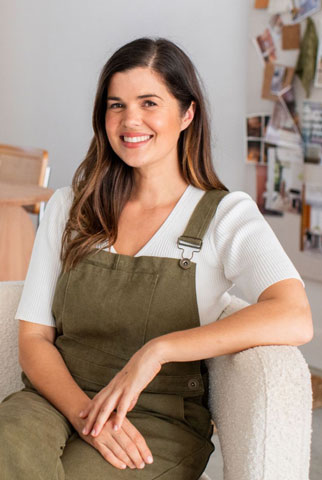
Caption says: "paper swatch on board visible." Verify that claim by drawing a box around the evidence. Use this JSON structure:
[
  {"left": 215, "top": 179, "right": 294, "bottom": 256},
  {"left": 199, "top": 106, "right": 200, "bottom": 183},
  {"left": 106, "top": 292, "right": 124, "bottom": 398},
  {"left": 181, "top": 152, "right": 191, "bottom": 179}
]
[
  {"left": 302, "top": 101, "right": 322, "bottom": 164},
  {"left": 291, "top": 0, "right": 321, "bottom": 24},
  {"left": 268, "top": 0, "right": 293, "bottom": 15},
  {"left": 264, "top": 147, "right": 304, "bottom": 214},
  {"left": 264, "top": 87, "right": 303, "bottom": 149}
]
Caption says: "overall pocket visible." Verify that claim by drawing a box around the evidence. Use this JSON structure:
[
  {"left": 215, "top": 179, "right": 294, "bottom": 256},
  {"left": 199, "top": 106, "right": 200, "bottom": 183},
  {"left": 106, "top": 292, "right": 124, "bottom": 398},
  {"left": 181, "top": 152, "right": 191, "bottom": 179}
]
[{"left": 60, "top": 261, "right": 159, "bottom": 359}]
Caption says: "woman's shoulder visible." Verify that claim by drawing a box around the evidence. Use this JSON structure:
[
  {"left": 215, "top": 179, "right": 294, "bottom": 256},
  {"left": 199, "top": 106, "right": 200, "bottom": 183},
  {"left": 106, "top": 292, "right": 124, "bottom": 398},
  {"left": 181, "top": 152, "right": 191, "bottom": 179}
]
[
  {"left": 205, "top": 188, "right": 265, "bottom": 240},
  {"left": 211, "top": 189, "right": 257, "bottom": 216},
  {"left": 189, "top": 186, "right": 255, "bottom": 214},
  {"left": 45, "top": 185, "right": 74, "bottom": 213},
  {"left": 39, "top": 186, "right": 74, "bottom": 231},
  {"left": 50, "top": 185, "right": 74, "bottom": 203}
]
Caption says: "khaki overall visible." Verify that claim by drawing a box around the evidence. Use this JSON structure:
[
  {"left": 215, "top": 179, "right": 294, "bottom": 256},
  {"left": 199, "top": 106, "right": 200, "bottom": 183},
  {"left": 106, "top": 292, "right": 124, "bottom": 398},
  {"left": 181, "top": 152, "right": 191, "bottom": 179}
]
[{"left": 0, "top": 188, "right": 229, "bottom": 479}]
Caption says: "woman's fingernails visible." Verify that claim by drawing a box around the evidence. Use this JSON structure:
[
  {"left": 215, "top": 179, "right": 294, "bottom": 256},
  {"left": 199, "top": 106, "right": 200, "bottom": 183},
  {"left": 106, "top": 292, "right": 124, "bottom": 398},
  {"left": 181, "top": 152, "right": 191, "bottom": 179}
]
[
  {"left": 82, "top": 427, "right": 88, "bottom": 434},
  {"left": 79, "top": 411, "right": 84, "bottom": 417},
  {"left": 91, "top": 428, "right": 96, "bottom": 436},
  {"left": 120, "top": 464, "right": 127, "bottom": 469},
  {"left": 146, "top": 455, "right": 153, "bottom": 464},
  {"left": 139, "top": 462, "right": 145, "bottom": 469},
  {"left": 113, "top": 424, "right": 118, "bottom": 432}
]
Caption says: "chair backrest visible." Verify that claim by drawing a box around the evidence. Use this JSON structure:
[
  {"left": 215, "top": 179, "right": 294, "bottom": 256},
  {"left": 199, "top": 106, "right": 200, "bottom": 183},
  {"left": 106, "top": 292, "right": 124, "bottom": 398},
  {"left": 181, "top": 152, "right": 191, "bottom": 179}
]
[
  {"left": 37, "top": 165, "right": 51, "bottom": 227},
  {"left": 0, "top": 143, "right": 48, "bottom": 214}
]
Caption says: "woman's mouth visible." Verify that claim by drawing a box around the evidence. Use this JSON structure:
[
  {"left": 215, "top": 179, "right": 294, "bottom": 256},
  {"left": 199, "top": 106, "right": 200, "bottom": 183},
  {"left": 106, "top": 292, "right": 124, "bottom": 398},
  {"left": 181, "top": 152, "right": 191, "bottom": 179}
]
[{"left": 120, "top": 135, "right": 153, "bottom": 148}]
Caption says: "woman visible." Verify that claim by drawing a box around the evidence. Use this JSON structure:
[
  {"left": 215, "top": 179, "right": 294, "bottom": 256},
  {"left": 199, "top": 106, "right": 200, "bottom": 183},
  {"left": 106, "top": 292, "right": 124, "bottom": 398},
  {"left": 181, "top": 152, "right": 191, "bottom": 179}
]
[{"left": 0, "top": 37, "right": 313, "bottom": 479}]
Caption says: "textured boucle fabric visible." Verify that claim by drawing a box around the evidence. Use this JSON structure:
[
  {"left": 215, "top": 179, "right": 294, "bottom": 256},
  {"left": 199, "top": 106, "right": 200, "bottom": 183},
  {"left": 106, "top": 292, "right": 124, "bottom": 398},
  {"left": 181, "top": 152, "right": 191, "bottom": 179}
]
[
  {"left": 0, "top": 282, "right": 25, "bottom": 401},
  {"left": 1, "top": 284, "right": 313, "bottom": 479},
  {"left": 208, "top": 295, "right": 313, "bottom": 480}
]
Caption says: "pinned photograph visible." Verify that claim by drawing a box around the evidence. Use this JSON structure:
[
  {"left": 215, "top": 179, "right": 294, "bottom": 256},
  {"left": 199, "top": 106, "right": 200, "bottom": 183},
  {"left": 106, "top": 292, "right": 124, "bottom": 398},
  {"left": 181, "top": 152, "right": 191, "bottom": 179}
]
[
  {"left": 262, "top": 147, "right": 304, "bottom": 215},
  {"left": 253, "top": 28, "right": 277, "bottom": 64},
  {"left": 291, "top": 0, "right": 321, "bottom": 24},
  {"left": 314, "top": 22, "right": 322, "bottom": 87},
  {"left": 270, "top": 65, "right": 287, "bottom": 95},
  {"left": 247, "top": 115, "right": 262, "bottom": 137},
  {"left": 261, "top": 62, "right": 295, "bottom": 101},
  {"left": 246, "top": 114, "right": 271, "bottom": 163},
  {"left": 264, "top": 87, "right": 303, "bottom": 149},
  {"left": 268, "top": 0, "right": 293, "bottom": 14},
  {"left": 247, "top": 140, "right": 261, "bottom": 163},
  {"left": 301, "top": 183, "right": 322, "bottom": 254},
  {"left": 302, "top": 101, "right": 322, "bottom": 164},
  {"left": 269, "top": 14, "right": 284, "bottom": 39},
  {"left": 256, "top": 164, "right": 271, "bottom": 214},
  {"left": 315, "top": 51, "right": 322, "bottom": 87}
]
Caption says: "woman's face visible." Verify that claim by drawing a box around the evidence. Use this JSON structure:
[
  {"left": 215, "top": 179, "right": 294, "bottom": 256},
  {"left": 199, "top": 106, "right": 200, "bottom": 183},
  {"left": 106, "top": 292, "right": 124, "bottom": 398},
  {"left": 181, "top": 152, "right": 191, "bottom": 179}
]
[{"left": 105, "top": 67, "right": 195, "bottom": 171}]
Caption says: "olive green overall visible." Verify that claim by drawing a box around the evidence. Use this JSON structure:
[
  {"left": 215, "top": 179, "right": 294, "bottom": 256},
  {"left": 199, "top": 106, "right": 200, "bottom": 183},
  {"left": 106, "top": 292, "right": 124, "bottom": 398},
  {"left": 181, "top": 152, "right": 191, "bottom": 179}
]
[{"left": 0, "top": 188, "right": 229, "bottom": 479}]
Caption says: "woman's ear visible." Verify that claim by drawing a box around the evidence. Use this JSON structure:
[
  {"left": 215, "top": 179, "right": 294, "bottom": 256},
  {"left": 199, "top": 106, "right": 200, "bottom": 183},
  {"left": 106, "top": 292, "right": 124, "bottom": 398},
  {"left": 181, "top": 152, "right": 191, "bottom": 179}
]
[{"left": 180, "top": 101, "right": 196, "bottom": 131}]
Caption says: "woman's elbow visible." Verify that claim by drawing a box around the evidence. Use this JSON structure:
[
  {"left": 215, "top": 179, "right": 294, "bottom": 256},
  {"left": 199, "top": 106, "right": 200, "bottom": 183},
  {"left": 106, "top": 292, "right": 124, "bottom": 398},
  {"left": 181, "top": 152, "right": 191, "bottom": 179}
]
[{"left": 294, "top": 304, "right": 314, "bottom": 346}]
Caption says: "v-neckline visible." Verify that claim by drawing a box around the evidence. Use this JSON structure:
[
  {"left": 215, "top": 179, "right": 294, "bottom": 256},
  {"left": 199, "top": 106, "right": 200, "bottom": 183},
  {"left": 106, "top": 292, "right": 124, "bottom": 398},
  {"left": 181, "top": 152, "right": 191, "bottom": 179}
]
[{"left": 109, "top": 184, "right": 192, "bottom": 257}]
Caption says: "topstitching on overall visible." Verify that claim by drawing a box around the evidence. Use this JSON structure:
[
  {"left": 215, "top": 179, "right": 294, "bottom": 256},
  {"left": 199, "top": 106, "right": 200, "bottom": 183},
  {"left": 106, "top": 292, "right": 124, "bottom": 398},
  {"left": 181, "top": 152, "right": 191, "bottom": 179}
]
[{"left": 0, "top": 188, "right": 229, "bottom": 480}]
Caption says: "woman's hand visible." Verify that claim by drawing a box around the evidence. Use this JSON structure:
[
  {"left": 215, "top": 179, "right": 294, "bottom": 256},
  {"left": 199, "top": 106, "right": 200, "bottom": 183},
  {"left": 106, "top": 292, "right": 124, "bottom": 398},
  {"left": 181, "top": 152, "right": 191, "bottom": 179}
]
[
  {"left": 78, "top": 340, "right": 163, "bottom": 437},
  {"left": 76, "top": 412, "right": 154, "bottom": 470}
]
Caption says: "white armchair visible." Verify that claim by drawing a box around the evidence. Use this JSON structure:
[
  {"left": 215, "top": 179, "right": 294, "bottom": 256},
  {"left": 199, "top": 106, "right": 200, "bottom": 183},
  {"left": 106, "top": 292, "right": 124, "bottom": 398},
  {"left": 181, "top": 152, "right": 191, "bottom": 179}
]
[{"left": 0, "top": 282, "right": 313, "bottom": 480}]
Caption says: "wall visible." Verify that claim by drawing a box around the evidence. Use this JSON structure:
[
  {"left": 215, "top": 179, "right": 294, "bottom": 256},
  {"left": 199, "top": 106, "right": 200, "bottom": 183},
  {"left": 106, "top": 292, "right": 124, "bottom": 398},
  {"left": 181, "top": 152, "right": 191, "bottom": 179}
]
[
  {"left": 246, "top": 0, "right": 322, "bottom": 370},
  {"left": 0, "top": 0, "right": 248, "bottom": 192}
]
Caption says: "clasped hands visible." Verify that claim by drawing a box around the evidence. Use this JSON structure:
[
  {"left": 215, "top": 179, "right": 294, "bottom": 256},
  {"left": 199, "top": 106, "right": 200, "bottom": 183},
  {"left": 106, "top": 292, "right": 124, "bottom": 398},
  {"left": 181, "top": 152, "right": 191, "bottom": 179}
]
[{"left": 78, "top": 340, "right": 163, "bottom": 465}]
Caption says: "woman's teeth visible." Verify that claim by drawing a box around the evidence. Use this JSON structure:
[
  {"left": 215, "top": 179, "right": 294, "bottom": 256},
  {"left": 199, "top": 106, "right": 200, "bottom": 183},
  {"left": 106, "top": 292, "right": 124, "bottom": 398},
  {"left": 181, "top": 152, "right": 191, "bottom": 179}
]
[{"left": 123, "top": 135, "right": 152, "bottom": 143}]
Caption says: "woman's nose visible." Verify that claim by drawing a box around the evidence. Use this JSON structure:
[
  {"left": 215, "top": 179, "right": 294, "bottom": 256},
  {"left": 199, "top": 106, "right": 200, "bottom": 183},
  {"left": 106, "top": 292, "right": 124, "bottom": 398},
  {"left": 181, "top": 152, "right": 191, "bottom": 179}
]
[{"left": 122, "top": 105, "right": 142, "bottom": 126}]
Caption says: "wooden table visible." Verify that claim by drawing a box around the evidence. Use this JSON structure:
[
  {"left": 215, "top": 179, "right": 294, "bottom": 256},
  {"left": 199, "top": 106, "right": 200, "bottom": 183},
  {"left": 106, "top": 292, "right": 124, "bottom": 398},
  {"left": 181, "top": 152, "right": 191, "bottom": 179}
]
[{"left": 0, "top": 182, "right": 54, "bottom": 281}]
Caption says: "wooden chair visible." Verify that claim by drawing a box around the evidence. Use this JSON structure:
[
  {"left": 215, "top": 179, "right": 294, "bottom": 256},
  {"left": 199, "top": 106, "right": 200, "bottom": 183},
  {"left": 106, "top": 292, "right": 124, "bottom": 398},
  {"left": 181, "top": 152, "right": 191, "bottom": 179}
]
[{"left": 0, "top": 143, "right": 49, "bottom": 226}]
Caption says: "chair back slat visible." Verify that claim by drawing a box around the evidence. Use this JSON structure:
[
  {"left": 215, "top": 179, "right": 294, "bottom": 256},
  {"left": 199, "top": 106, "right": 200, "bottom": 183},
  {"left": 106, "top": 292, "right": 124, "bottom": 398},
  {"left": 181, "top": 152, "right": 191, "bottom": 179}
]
[{"left": 0, "top": 144, "right": 49, "bottom": 214}]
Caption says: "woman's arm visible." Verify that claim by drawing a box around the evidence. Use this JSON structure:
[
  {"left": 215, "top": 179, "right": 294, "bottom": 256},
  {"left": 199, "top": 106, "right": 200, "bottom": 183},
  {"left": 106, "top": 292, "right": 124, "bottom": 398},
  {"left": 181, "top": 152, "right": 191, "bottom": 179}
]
[
  {"left": 153, "top": 278, "right": 313, "bottom": 363},
  {"left": 80, "top": 277, "right": 313, "bottom": 437},
  {"left": 18, "top": 320, "right": 153, "bottom": 469},
  {"left": 19, "top": 320, "right": 93, "bottom": 429}
]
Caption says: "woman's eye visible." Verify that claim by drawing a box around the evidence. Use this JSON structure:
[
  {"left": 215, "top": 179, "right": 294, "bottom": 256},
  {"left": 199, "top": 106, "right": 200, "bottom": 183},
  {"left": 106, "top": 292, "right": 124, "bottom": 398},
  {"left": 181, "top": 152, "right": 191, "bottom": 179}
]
[
  {"left": 109, "top": 103, "right": 123, "bottom": 109},
  {"left": 107, "top": 100, "right": 156, "bottom": 109},
  {"left": 144, "top": 100, "right": 156, "bottom": 107}
]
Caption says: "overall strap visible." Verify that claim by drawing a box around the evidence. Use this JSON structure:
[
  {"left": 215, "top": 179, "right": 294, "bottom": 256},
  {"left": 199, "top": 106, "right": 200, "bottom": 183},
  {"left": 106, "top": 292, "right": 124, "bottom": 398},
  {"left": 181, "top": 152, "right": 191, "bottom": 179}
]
[{"left": 177, "top": 188, "right": 229, "bottom": 269}]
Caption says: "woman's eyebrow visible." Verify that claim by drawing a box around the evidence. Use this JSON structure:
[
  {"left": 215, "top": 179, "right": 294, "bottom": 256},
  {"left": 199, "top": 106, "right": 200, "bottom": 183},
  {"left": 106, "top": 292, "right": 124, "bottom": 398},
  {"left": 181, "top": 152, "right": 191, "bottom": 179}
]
[{"left": 107, "top": 94, "right": 163, "bottom": 100}]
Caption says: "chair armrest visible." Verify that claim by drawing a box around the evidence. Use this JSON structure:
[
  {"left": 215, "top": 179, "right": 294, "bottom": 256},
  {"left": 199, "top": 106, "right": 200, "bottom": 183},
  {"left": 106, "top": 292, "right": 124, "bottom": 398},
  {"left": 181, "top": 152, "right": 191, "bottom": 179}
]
[
  {"left": 206, "top": 295, "right": 313, "bottom": 480},
  {"left": 0, "top": 281, "right": 25, "bottom": 401}
]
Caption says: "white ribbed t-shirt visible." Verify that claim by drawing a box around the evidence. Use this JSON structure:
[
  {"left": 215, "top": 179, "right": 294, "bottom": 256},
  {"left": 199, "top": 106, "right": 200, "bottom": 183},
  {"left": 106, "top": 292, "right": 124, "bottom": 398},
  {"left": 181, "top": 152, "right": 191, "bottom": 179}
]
[{"left": 15, "top": 184, "right": 305, "bottom": 328}]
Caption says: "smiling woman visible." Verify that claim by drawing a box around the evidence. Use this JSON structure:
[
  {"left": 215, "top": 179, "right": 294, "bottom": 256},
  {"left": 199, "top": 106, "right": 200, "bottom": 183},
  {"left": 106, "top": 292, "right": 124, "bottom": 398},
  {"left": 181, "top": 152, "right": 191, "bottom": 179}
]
[
  {"left": 0, "top": 36, "right": 312, "bottom": 480},
  {"left": 104, "top": 66, "right": 196, "bottom": 184}
]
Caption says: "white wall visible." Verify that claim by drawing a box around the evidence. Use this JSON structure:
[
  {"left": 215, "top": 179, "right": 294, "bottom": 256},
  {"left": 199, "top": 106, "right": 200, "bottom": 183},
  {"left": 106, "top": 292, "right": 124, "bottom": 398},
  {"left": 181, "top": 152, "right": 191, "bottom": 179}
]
[
  {"left": 246, "top": 0, "right": 322, "bottom": 370},
  {"left": 0, "top": 0, "right": 248, "bottom": 191}
]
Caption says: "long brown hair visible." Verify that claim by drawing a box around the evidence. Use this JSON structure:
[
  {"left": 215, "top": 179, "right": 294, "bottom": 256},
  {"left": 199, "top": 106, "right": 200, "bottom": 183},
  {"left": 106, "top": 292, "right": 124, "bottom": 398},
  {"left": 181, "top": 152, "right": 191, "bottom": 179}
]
[{"left": 61, "top": 37, "right": 229, "bottom": 272}]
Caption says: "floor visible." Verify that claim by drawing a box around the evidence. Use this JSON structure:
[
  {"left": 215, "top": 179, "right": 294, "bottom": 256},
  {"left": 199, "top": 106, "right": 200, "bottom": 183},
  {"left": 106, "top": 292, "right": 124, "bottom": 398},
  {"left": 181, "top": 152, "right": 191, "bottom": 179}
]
[{"left": 204, "top": 407, "right": 322, "bottom": 479}]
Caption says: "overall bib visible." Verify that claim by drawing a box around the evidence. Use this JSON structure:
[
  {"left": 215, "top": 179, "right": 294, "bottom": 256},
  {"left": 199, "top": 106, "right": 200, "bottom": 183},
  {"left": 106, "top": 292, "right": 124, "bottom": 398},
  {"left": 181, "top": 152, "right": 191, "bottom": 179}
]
[{"left": 0, "top": 188, "right": 229, "bottom": 479}]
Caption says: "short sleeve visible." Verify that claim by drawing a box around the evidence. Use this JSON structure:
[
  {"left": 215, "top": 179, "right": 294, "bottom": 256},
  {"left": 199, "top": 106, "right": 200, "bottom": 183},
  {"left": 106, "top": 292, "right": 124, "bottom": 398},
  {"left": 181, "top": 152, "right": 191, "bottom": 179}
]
[
  {"left": 212, "top": 191, "right": 305, "bottom": 304},
  {"left": 14, "top": 186, "right": 73, "bottom": 326}
]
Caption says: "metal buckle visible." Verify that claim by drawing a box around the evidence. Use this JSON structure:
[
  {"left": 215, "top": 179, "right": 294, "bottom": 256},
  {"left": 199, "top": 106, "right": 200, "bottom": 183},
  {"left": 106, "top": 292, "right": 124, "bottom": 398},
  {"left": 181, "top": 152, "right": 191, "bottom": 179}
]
[{"left": 177, "top": 238, "right": 202, "bottom": 269}]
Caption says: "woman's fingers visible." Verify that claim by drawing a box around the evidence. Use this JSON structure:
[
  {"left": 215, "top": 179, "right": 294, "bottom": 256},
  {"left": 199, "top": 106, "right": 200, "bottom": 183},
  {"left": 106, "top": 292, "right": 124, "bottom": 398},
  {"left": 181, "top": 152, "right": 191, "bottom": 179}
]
[
  {"left": 128, "top": 394, "right": 139, "bottom": 411},
  {"left": 112, "top": 427, "right": 147, "bottom": 469},
  {"left": 91, "top": 391, "right": 133, "bottom": 436},
  {"left": 88, "top": 392, "right": 121, "bottom": 437},
  {"left": 113, "top": 397, "right": 132, "bottom": 432},
  {"left": 95, "top": 440, "right": 133, "bottom": 470},
  {"left": 90, "top": 404, "right": 117, "bottom": 437},
  {"left": 122, "top": 418, "right": 154, "bottom": 465}
]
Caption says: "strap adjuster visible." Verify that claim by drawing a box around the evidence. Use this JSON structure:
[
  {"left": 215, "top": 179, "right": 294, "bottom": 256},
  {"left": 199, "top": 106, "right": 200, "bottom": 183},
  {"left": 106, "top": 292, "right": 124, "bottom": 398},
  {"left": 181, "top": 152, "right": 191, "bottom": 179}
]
[{"left": 177, "top": 236, "right": 202, "bottom": 269}]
